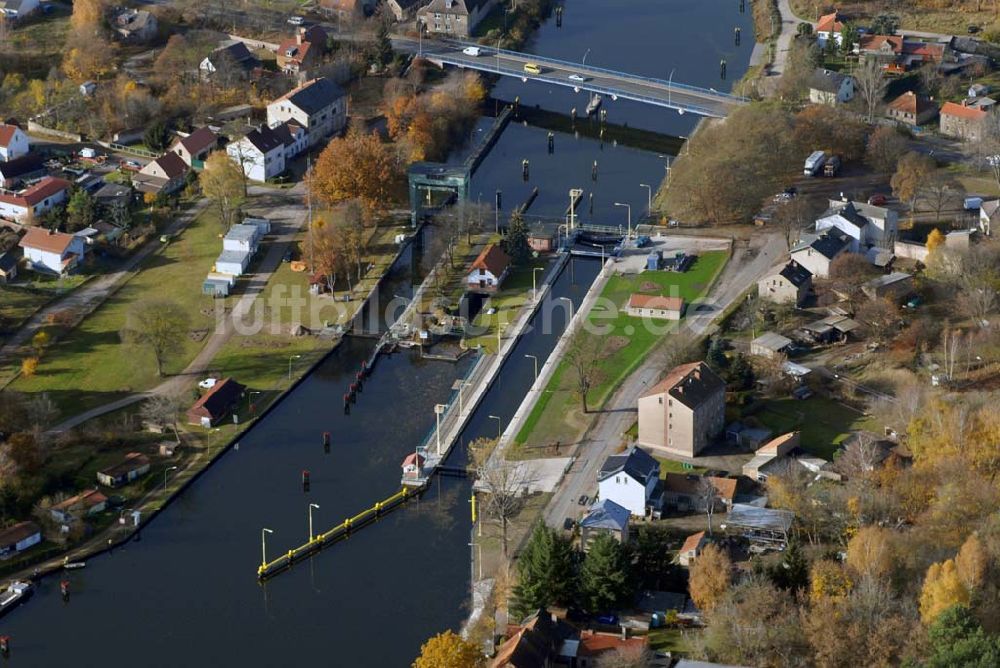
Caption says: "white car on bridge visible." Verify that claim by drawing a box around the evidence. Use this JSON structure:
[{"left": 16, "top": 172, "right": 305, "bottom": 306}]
[
  {"left": 462, "top": 46, "right": 481, "bottom": 57},
  {"left": 568, "top": 74, "right": 588, "bottom": 82}
]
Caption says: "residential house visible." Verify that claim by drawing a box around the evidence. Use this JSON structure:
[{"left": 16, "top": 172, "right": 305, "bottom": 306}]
[
  {"left": 678, "top": 530, "right": 709, "bottom": 566},
  {"left": 0, "top": 123, "right": 30, "bottom": 162},
  {"left": 97, "top": 453, "right": 151, "bottom": 488},
  {"left": 800, "top": 313, "right": 861, "bottom": 343},
  {"left": 809, "top": 69, "right": 855, "bottom": 106},
  {"left": 270, "top": 121, "right": 308, "bottom": 161},
  {"left": 50, "top": 489, "right": 108, "bottom": 525},
  {"left": 0, "top": 153, "right": 45, "bottom": 188},
  {"left": 790, "top": 229, "right": 851, "bottom": 278},
  {"left": 186, "top": 377, "right": 247, "bottom": 427},
  {"left": 266, "top": 78, "right": 347, "bottom": 147},
  {"left": 750, "top": 331, "right": 793, "bottom": 360},
  {"left": 862, "top": 271, "right": 913, "bottom": 301},
  {"left": 93, "top": 182, "right": 133, "bottom": 211},
  {"left": 980, "top": 199, "right": 999, "bottom": 236},
  {"left": 401, "top": 452, "right": 425, "bottom": 481},
  {"left": 579, "top": 499, "right": 631, "bottom": 549},
  {"left": 387, "top": 0, "right": 423, "bottom": 21},
  {"left": 858, "top": 35, "right": 945, "bottom": 72},
  {"left": 886, "top": 91, "right": 937, "bottom": 126},
  {"left": 815, "top": 11, "right": 846, "bottom": 47},
  {"left": 112, "top": 8, "right": 158, "bottom": 42},
  {"left": 19, "top": 227, "right": 86, "bottom": 275},
  {"left": 418, "top": 0, "right": 499, "bottom": 38},
  {"left": 742, "top": 432, "right": 833, "bottom": 482},
  {"left": 491, "top": 609, "right": 579, "bottom": 668},
  {"left": 0, "top": 251, "right": 18, "bottom": 283},
  {"left": 3, "top": 177, "right": 73, "bottom": 221},
  {"left": 637, "top": 361, "right": 726, "bottom": 458},
  {"left": 199, "top": 41, "right": 261, "bottom": 79},
  {"left": 757, "top": 260, "right": 812, "bottom": 306},
  {"left": 626, "top": 294, "right": 684, "bottom": 320},
  {"left": 815, "top": 199, "right": 899, "bottom": 251},
  {"left": 133, "top": 152, "right": 189, "bottom": 195},
  {"left": 0, "top": 521, "right": 41, "bottom": 559},
  {"left": 0, "top": 0, "right": 39, "bottom": 20},
  {"left": 466, "top": 243, "right": 511, "bottom": 294},
  {"left": 227, "top": 126, "right": 286, "bottom": 182},
  {"left": 596, "top": 446, "right": 660, "bottom": 517},
  {"left": 661, "top": 473, "right": 737, "bottom": 513},
  {"left": 171, "top": 127, "right": 219, "bottom": 167},
  {"left": 940, "top": 100, "right": 992, "bottom": 141},
  {"left": 277, "top": 27, "right": 330, "bottom": 80}
]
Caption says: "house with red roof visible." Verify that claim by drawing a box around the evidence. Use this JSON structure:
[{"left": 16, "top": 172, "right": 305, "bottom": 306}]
[
  {"left": 626, "top": 293, "right": 685, "bottom": 320},
  {"left": 277, "top": 26, "right": 330, "bottom": 81},
  {"left": 858, "top": 34, "right": 945, "bottom": 71},
  {"left": 940, "top": 99, "right": 994, "bottom": 141},
  {"left": 886, "top": 91, "right": 938, "bottom": 127},
  {"left": 0, "top": 175, "right": 72, "bottom": 223},
  {"left": 678, "top": 530, "right": 709, "bottom": 566},
  {"left": 18, "top": 225, "right": 87, "bottom": 274},
  {"left": 0, "top": 123, "right": 30, "bottom": 162},
  {"left": 50, "top": 489, "right": 109, "bottom": 525},
  {"left": 816, "top": 11, "right": 846, "bottom": 47},
  {"left": 186, "top": 377, "right": 247, "bottom": 427},
  {"left": 466, "top": 243, "right": 511, "bottom": 294},
  {"left": 133, "top": 152, "right": 190, "bottom": 195}
]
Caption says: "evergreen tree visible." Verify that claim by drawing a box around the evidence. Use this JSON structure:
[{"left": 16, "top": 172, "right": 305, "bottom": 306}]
[
  {"left": 65, "top": 188, "right": 95, "bottom": 232},
  {"left": 579, "top": 534, "right": 633, "bottom": 614},
  {"left": 767, "top": 539, "right": 809, "bottom": 593},
  {"left": 144, "top": 121, "right": 170, "bottom": 151},
  {"left": 729, "top": 353, "right": 754, "bottom": 390},
  {"left": 927, "top": 605, "right": 1000, "bottom": 668},
  {"left": 634, "top": 525, "right": 676, "bottom": 590},
  {"left": 373, "top": 22, "right": 393, "bottom": 70},
  {"left": 510, "top": 524, "right": 576, "bottom": 620},
  {"left": 706, "top": 336, "right": 728, "bottom": 371},
  {"left": 502, "top": 212, "right": 531, "bottom": 266}
]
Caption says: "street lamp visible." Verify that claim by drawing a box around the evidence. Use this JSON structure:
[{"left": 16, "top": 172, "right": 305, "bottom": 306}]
[
  {"left": 668, "top": 68, "right": 675, "bottom": 107},
  {"left": 532, "top": 266, "right": 544, "bottom": 298},
  {"left": 163, "top": 465, "right": 178, "bottom": 492},
  {"left": 248, "top": 390, "right": 261, "bottom": 416},
  {"left": 261, "top": 527, "right": 274, "bottom": 568},
  {"left": 308, "top": 503, "right": 320, "bottom": 541},
  {"left": 207, "top": 428, "right": 221, "bottom": 456},
  {"left": 614, "top": 202, "right": 631, "bottom": 239},
  {"left": 582, "top": 48, "right": 591, "bottom": 67},
  {"left": 639, "top": 183, "right": 652, "bottom": 216},
  {"left": 288, "top": 354, "right": 302, "bottom": 381},
  {"left": 496, "top": 37, "right": 502, "bottom": 75},
  {"left": 559, "top": 296, "right": 573, "bottom": 323},
  {"left": 434, "top": 403, "right": 447, "bottom": 456},
  {"left": 525, "top": 354, "right": 538, "bottom": 381},
  {"left": 488, "top": 414, "right": 502, "bottom": 441}
]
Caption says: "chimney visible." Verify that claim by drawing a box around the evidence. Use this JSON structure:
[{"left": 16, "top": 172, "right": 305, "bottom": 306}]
[
  {"left": 620, "top": 625, "right": 628, "bottom": 641},
  {"left": 296, "top": 27, "right": 304, "bottom": 45}
]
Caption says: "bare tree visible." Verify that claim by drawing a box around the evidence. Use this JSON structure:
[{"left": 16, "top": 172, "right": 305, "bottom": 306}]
[
  {"left": 473, "top": 437, "right": 527, "bottom": 557},
  {"left": 564, "top": 332, "right": 603, "bottom": 414},
  {"left": 140, "top": 393, "right": 185, "bottom": 443},
  {"left": 836, "top": 431, "right": 881, "bottom": 479},
  {"left": 854, "top": 58, "right": 888, "bottom": 123},
  {"left": 595, "top": 644, "right": 653, "bottom": 668},
  {"left": 697, "top": 476, "right": 720, "bottom": 536},
  {"left": 920, "top": 172, "right": 961, "bottom": 221},
  {"left": 773, "top": 196, "right": 812, "bottom": 251}
]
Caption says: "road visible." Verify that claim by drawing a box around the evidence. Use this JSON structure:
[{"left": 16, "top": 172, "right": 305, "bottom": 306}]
[
  {"left": 49, "top": 183, "right": 309, "bottom": 433},
  {"left": 541, "top": 230, "right": 785, "bottom": 528},
  {"left": 416, "top": 40, "right": 745, "bottom": 118}
]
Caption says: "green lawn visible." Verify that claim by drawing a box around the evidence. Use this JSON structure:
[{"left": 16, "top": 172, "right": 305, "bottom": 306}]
[
  {"left": 751, "top": 396, "right": 880, "bottom": 459},
  {"left": 10, "top": 208, "right": 224, "bottom": 418},
  {"left": 656, "top": 457, "right": 708, "bottom": 476},
  {"left": 513, "top": 251, "right": 728, "bottom": 456},
  {"left": 467, "top": 257, "right": 550, "bottom": 352},
  {"left": 647, "top": 627, "right": 694, "bottom": 654}
]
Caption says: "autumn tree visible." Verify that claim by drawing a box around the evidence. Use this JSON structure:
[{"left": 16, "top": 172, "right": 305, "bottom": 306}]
[
  {"left": 31, "top": 331, "right": 50, "bottom": 356},
  {"left": 689, "top": 543, "right": 732, "bottom": 612},
  {"left": 120, "top": 299, "right": 190, "bottom": 377},
  {"left": 21, "top": 357, "right": 38, "bottom": 378},
  {"left": 793, "top": 104, "right": 867, "bottom": 161},
  {"left": 809, "top": 559, "right": 853, "bottom": 604},
  {"left": 922, "top": 172, "right": 961, "bottom": 221},
  {"left": 139, "top": 393, "right": 185, "bottom": 443},
  {"left": 856, "top": 297, "right": 901, "bottom": 346},
  {"left": 71, "top": 0, "right": 106, "bottom": 30},
  {"left": 891, "top": 152, "right": 935, "bottom": 211},
  {"left": 200, "top": 151, "right": 246, "bottom": 229},
  {"left": 473, "top": 437, "right": 526, "bottom": 557},
  {"left": 865, "top": 126, "right": 909, "bottom": 173},
  {"left": 311, "top": 125, "right": 400, "bottom": 220},
  {"left": 412, "top": 630, "right": 482, "bottom": 668},
  {"left": 846, "top": 525, "right": 896, "bottom": 582},
  {"left": 310, "top": 217, "right": 345, "bottom": 293}
]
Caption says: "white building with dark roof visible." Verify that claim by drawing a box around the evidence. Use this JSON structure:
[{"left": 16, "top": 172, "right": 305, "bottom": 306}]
[
  {"left": 597, "top": 446, "right": 660, "bottom": 517},
  {"left": 808, "top": 69, "right": 855, "bottom": 106},
  {"left": 227, "top": 126, "right": 286, "bottom": 182},
  {"left": 790, "top": 229, "right": 851, "bottom": 279},
  {"left": 815, "top": 199, "right": 899, "bottom": 252},
  {"left": 266, "top": 78, "right": 347, "bottom": 147},
  {"left": 757, "top": 260, "right": 812, "bottom": 306}
]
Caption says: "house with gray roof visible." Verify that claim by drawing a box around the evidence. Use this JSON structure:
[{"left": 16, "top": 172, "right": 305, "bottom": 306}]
[
  {"left": 418, "top": 0, "right": 499, "bottom": 38},
  {"left": 808, "top": 68, "right": 855, "bottom": 106},
  {"left": 199, "top": 41, "right": 260, "bottom": 80},
  {"left": 816, "top": 198, "right": 899, "bottom": 252},
  {"left": 790, "top": 229, "right": 851, "bottom": 278},
  {"left": 597, "top": 446, "right": 660, "bottom": 517},
  {"left": 579, "top": 499, "right": 630, "bottom": 548},
  {"left": 266, "top": 78, "right": 347, "bottom": 147},
  {"left": 757, "top": 260, "right": 812, "bottom": 306},
  {"left": 226, "top": 126, "right": 286, "bottom": 182}
]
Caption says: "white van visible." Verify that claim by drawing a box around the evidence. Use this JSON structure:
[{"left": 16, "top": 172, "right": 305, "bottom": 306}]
[{"left": 463, "top": 46, "right": 481, "bottom": 57}]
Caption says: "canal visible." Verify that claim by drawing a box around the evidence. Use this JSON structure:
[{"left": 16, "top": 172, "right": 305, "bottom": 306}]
[{"left": 1, "top": 1, "right": 753, "bottom": 664}]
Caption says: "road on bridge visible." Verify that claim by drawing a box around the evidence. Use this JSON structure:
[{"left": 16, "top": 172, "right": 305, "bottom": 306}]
[{"left": 413, "top": 39, "right": 745, "bottom": 118}]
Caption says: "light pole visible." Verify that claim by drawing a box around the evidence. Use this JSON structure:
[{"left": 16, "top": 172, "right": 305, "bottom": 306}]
[
  {"left": 532, "top": 266, "right": 544, "bottom": 298},
  {"left": 434, "top": 403, "right": 447, "bottom": 456},
  {"left": 489, "top": 414, "right": 502, "bottom": 441},
  {"left": 163, "top": 465, "right": 178, "bottom": 492},
  {"left": 614, "top": 202, "right": 631, "bottom": 239},
  {"left": 207, "top": 428, "right": 220, "bottom": 456},
  {"left": 582, "top": 48, "right": 591, "bottom": 67},
  {"left": 308, "top": 503, "right": 320, "bottom": 541},
  {"left": 248, "top": 390, "right": 261, "bottom": 416},
  {"left": 668, "top": 68, "right": 675, "bottom": 107},
  {"left": 261, "top": 527, "right": 274, "bottom": 568},
  {"left": 639, "top": 183, "right": 651, "bottom": 216},
  {"left": 496, "top": 37, "right": 502, "bottom": 74},
  {"left": 525, "top": 354, "right": 538, "bottom": 381},
  {"left": 288, "top": 354, "right": 302, "bottom": 381},
  {"left": 559, "top": 296, "right": 573, "bottom": 325}
]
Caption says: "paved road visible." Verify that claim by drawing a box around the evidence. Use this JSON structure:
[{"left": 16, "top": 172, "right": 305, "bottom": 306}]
[
  {"left": 541, "top": 230, "right": 785, "bottom": 528},
  {"left": 49, "top": 184, "right": 309, "bottom": 433},
  {"left": 417, "top": 40, "right": 744, "bottom": 118},
  {"left": 769, "top": 0, "right": 800, "bottom": 78}
]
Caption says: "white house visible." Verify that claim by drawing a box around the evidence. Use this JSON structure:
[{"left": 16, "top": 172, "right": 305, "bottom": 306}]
[
  {"left": 980, "top": 199, "right": 999, "bottom": 236},
  {"left": 133, "top": 152, "right": 189, "bottom": 195},
  {"left": 815, "top": 11, "right": 846, "bottom": 47},
  {"left": 0, "top": 521, "right": 42, "bottom": 559},
  {"left": 626, "top": 293, "right": 685, "bottom": 320},
  {"left": 0, "top": 123, "right": 30, "bottom": 162},
  {"left": 19, "top": 226, "right": 87, "bottom": 275},
  {"left": 815, "top": 199, "right": 899, "bottom": 252},
  {"left": 227, "top": 126, "right": 286, "bottom": 182},
  {"left": 678, "top": 530, "right": 709, "bottom": 567},
  {"left": 266, "top": 78, "right": 347, "bottom": 148},
  {"left": 466, "top": 243, "right": 511, "bottom": 294},
  {"left": 809, "top": 69, "right": 855, "bottom": 106},
  {"left": 0, "top": 0, "right": 40, "bottom": 20},
  {"left": 596, "top": 446, "right": 661, "bottom": 517},
  {"left": 271, "top": 121, "right": 308, "bottom": 161},
  {"left": 0, "top": 176, "right": 71, "bottom": 223},
  {"left": 789, "top": 229, "right": 851, "bottom": 279},
  {"left": 49, "top": 489, "right": 108, "bottom": 525}
]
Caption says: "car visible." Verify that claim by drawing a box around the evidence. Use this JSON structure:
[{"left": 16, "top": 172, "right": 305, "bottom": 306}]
[
  {"left": 969, "top": 25, "right": 981, "bottom": 34},
  {"left": 568, "top": 74, "right": 588, "bottom": 82},
  {"left": 287, "top": 16, "right": 304, "bottom": 25},
  {"left": 595, "top": 614, "right": 619, "bottom": 626},
  {"left": 577, "top": 494, "right": 588, "bottom": 505},
  {"left": 283, "top": 249, "right": 294, "bottom": 262},
  {"left": 198, "top": 378, "right": 218, "bottom": 390},
  {"left": 523, "top": 62, "right": 542, "bottom": 75},
  {"left": 562, "top": 517, "right": 575, "bottom": 531},
  {"left": 462, "top": 46, "right": 481, "bottom": 57},
  {"left": 867, "top": 194, "right": 887, "bottom": 206}
]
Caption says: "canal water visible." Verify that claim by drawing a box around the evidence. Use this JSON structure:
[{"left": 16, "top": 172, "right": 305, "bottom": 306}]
[{"left": 1, "top": 2, "right": 752, "bottom": 664}]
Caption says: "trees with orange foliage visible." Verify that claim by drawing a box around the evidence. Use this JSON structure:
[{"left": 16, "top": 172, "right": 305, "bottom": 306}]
[
  {"left": 926, "top": 228, "right": 946, "bottom": 253},
  {"left": 412, "top": 630, "right": 482, "bottom": 668},
  {"left": 689, "top": 543, "right": 732, "bottom": 612},
  {"left": 310, "top": 125, "right": 401, "bottom": 220},
  {"left": 70, "top": 0, "right": 106, "bottom": 30},
  {"left": 846, "top": 525, "right": 896, "bottom": 581}
]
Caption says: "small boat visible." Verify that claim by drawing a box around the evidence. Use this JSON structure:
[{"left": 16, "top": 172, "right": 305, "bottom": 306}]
[
  {"left": 585, "top": 94, "right": 602, "bottom": 116},
  {"left": 63, "top": 561, "right": 87, "bottom": 570},
  {"left": 0, "top": 581, "right": 34, "bottom": 618}
]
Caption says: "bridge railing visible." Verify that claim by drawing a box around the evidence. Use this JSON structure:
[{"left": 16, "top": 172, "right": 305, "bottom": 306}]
[
  {"left": 437, "top": 57, "right": 723, "bottom": 117},
  {"left": 435, "top": 39, "right": 749, "bottom": 103}
]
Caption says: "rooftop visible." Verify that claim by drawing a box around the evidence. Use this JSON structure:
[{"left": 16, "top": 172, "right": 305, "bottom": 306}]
[
  {"left": 642, "top": 361, "right": 725, "bottom": 411},
  {"left": 628, "top": 293, "right": 684, "bottom": 311},
  {"left": 598, "top": 445, "right": 659, "bottom": 485},
  {"left": 273, "top": 78, "right": 345, "bottom": 116},
  {"left": 19, "top": 227, "right": 78, "bottom": 255},
  {"left": 579, "top": 499, "right": 630, "bottom": 532},
  {"left": 470, "top": 243, "right": 511, "bottom": 276},
  {"left": 752, "top": 331, "right": 792, "bottom": 353},
  {"left": 778, "top": 260, "right": 812, "bottom": 287},
  {"left": 0, "top": 520, "right": 40, "bottom": 546}
]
